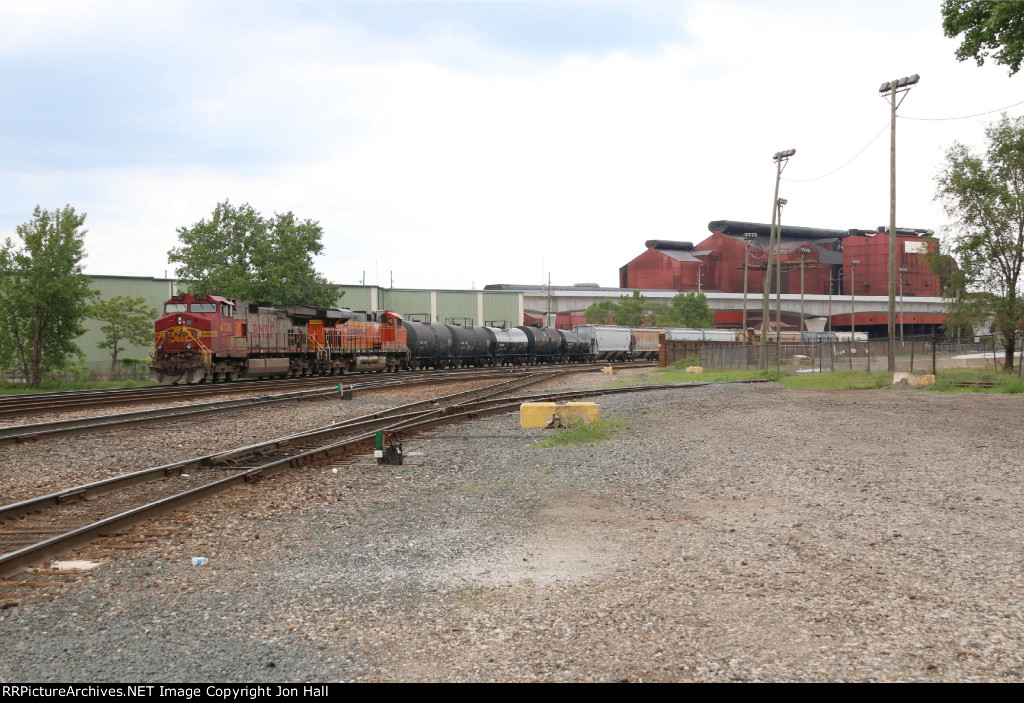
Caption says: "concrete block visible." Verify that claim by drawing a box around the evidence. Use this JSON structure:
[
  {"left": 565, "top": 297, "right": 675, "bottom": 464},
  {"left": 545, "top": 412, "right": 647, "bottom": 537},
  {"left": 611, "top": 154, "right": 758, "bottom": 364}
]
[
  {"left": 520, "top": 401, "right": 600, "bottom": 427},
  {"left": 520, "top": 402, "right": 559, "bottom": 428},
  {"left": 686, "top": 366, "right": 704, "bottom": 373},
  {"left": 563, "top": 402, "right": 601, "bottom": 424}
]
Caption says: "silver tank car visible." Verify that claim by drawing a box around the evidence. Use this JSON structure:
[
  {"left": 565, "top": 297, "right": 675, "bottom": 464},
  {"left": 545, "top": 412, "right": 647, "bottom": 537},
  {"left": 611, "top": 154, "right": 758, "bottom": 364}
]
[{"left": 484, "top": 327, "right": 529, "bottom": 364}]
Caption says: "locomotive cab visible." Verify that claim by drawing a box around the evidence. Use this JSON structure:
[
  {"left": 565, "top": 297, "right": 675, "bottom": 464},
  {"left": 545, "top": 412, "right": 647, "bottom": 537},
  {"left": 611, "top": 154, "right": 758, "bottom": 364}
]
[{"left": 151, "top": 293, "right": 238, "bottom": 383}]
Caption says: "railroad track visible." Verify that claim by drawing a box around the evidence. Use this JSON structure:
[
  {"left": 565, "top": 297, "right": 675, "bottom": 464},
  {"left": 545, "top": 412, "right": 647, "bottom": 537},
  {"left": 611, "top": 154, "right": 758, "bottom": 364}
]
[
  {"left": 0, "top": 362, "right": 650, "bottom": 419},
  {"left": 0, "top": 366, "right": 583, "bottom": 444},
  {"left": 0, "top": 373, "right": 712, "bottom": 578}
]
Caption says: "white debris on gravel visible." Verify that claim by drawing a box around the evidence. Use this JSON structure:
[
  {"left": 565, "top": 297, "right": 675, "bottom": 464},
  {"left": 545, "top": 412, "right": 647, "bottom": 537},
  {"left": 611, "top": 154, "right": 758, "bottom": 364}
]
[{"left": 1, "top": 372, "right": 1023, "bottom": 682}]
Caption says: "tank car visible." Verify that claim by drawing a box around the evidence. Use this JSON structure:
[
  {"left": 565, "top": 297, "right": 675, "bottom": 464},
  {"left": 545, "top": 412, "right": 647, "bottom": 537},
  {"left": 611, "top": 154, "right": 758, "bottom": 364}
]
[{"left": 516, "top": 325, "right": 564, "bottom": 363}]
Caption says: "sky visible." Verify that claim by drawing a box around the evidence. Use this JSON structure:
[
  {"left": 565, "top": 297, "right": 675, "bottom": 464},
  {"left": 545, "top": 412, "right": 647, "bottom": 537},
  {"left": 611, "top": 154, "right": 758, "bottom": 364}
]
[{"left": 0, "top": 0, "right": 1020, "bottom": 291}]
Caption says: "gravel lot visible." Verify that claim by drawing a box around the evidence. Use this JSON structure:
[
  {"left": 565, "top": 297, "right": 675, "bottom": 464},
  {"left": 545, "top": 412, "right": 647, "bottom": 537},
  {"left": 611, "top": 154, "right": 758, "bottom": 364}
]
[{"left": 1, "top": 373, "right": 1023, "bottom": 682}]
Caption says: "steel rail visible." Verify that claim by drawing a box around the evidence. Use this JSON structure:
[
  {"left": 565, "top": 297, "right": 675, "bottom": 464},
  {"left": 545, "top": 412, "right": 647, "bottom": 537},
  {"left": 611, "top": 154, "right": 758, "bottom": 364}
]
[
  {"left": 0, "top": 368, "right": 677, "bottom": 578},
  {"left": 0, "top": 367, "right": 570, "bottom": 444}
]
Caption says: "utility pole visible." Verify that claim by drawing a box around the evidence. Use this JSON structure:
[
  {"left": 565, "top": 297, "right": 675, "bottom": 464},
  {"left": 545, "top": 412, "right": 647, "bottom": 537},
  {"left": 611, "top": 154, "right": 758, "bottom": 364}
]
[
  {"left": 761, "top": 149, "right": 795, "bottom": 370},
  {"left": 799, "top": 247, "right": 811, "bottom": 334},
  {"left": 851, "top": 259, "right": 859, "bottom": 339},
  {"left": 879, "top": 73, "right": 919, "bottom": 371},
  {"left": 741, "top": 232, "right": 758, "bottom": 341},
  {"left": 775, "top": 197, "right": 788, "bottom": 365}
]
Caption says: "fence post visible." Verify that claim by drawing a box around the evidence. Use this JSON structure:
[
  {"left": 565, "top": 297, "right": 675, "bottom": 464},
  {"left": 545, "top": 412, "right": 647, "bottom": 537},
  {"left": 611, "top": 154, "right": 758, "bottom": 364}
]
[{"left": 932, "top": 329, "right": 937, "bottom": 376}]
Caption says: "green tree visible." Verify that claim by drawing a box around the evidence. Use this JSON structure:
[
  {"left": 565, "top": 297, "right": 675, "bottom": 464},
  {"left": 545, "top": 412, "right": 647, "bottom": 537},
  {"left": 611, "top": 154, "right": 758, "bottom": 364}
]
[
  {"left": 0, "top": 206, "right": 96, "bottom": 387},
  {"left": 942, "top": 1, "right": 1024, "bottom": 76},
  {"left": 584, "top": 299, "right": 618, "bottom": 324},
  {"left": 935, "top": 113, "right": 1024, "bottom": 369},
  {"left": 169, "top": 200, "right": 340, "bottom": 307},
  {"left": 923, "top": 246, "right": 993, "bottom": 342},
  {"left": 651, "top": 292, "right": 716, "bottom": 328},
  {"left": 89, "top": 296, "right": 158, "bottom": 378},
  {"left": 614, "top": 290, "right": 648, "bottom": 326}
]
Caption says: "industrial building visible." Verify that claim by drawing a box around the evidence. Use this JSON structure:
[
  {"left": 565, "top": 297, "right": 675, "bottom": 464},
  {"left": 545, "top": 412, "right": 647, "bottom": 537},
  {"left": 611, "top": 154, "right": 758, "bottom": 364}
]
[{"left": 619, "top": 220, "right": 943, "bottom": 299}]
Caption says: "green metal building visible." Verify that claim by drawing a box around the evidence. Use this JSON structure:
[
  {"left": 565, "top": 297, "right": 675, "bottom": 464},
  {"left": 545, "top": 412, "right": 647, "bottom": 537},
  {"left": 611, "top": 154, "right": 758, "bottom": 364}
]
[{"left": 75, "top": 279, "right": 523, "bottom": 377}]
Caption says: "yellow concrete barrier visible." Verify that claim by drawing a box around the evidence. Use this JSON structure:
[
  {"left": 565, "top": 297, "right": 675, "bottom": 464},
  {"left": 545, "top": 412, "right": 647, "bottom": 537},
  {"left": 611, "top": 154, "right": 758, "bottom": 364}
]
[
  {"left": 686, "top": 366, "right": 703, "bottom": 373},
  {"left": 520, "top": 402, "right": 601, "bottom": 428}
]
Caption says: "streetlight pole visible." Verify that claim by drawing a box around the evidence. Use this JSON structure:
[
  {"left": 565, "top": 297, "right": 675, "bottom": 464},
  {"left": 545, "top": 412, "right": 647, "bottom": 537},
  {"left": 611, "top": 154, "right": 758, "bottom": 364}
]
[
  {"left": 879, "top": 73, "right": 919, "bottom": 372},
  {"left": 761, "top": 149, "right": 795, "bottom": 370},
  {"left": 741, "top": 232, "right": 757, "bottom": 341},
  {"left": 799, "top": 247, "right": 811, "bottom": 334},
  {"left": 851, "top": 259, "right": 859, "bottom": 339},
  {"left": 775, "top": 198, "right": 788, "bottom": 367},
  {"left": 899, "top": 267, "right": 908, "bottom": 343}
]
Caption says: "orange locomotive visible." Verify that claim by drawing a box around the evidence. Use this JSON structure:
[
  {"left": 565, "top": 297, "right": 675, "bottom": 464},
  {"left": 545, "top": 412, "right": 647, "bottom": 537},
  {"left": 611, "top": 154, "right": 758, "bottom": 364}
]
[{"left": 150, "top": 293, "right": 408, "bottom": 383}]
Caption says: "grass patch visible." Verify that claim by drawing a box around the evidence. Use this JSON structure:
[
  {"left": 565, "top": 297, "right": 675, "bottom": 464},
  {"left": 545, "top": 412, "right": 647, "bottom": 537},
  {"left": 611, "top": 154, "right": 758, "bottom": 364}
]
[
  {"left": 527, "top": 418, "right": 630, "bottom": 449},
  {"left": 928, "top": 367, "right": 1024, "bottom": 393},
  {"left": 0, "top": 379, "right": 157, "bottom": 395},
  {"left": 602, "top": 364, "right": 1024, "bottom": 392}
]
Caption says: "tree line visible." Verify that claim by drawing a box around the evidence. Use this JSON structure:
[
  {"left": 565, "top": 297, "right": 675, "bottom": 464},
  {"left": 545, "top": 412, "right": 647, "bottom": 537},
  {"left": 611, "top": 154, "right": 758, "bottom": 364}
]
[
  {"left": 584, "top": 290, "right": 716, "bottom": 328},
  {"left": 0, "top": 200, "right": 339, "bottom": 388}
]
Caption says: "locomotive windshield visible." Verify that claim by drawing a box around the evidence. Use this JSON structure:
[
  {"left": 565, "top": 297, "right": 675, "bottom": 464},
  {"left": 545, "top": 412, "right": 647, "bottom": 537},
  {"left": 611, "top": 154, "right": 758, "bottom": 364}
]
[
  {"left": 165, "top": 303, "right": 187, "bottom": 313},
  {"left": 189, "top": 303, "right": 217, "bottom": 313}
]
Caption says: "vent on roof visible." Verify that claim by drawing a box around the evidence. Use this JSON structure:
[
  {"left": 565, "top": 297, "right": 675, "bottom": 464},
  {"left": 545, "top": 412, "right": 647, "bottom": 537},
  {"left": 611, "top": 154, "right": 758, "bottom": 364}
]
[{"left": 645, "top": 240, "right": 694, "bottom": 251}]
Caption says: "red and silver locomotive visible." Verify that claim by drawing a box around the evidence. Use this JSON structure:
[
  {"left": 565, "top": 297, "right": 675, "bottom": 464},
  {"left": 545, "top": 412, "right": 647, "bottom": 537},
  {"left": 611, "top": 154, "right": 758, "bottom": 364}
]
[{"left": 150, "top": 293, "right": 407, "bottom": 383}]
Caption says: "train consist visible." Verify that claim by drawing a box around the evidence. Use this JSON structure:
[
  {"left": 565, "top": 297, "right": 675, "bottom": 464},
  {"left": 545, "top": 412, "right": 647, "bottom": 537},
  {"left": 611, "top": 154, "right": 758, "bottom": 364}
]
[{"left": 149, "top": 293, "right": 739, "bottom": 383}]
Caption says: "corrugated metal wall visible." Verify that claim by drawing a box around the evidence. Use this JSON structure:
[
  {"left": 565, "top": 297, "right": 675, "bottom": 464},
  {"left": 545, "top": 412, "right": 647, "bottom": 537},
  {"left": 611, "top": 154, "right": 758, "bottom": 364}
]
[{"left": 77, "top": 276, "right": 178, "bottom": 374}]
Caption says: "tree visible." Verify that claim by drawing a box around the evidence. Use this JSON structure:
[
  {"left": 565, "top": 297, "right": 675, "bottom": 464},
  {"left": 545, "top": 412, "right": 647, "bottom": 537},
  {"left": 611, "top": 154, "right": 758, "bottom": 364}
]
[
  {"left": 584, "top": 299, "right": 618, "bottom": 324},
  {"left": 650, "top": 292, "right": 716, "bottom": 328},
  {"left": 614, "top": 290, "right": 649, "bottom": 326},
  {"left": 942, "top": 1, "right": 1024, "bottom": 76},
  {"left": 0, "top": 206, "right": 96, "bottom": 387},
  {"left": 90, "top": 296, "right": 158, "bottom": 378},
  {"left": 935, "top": 113, "right": 1024, "bottom": 369},
  {"left": 169, "top": 200, "right": 341, "bottom": 307}
]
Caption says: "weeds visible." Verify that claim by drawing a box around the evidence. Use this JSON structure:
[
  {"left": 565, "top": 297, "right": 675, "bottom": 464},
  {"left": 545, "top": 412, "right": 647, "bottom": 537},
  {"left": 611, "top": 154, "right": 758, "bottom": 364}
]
[{"left": 527, "top": 418, "right": 630, "bottom": 449}]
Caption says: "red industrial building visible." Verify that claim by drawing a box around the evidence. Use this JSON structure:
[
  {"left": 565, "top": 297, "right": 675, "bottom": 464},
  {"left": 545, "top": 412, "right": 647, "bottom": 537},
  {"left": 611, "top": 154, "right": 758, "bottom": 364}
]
[
  {"left": 621, "top": 220, "right": 942, "bottom": 298},
  {"left": 618, "top": 220, "right": 946, "bottom": 334}
]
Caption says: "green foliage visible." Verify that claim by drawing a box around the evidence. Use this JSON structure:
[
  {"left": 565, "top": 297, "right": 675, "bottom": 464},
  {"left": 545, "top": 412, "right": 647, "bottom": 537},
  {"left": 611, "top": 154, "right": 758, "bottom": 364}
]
[
  {"left": 169, "top": 200, "right": 341, "bottom": 307},
  {"left": 614, "top": 290, "right": 648, "bottom": 326},
  {"left": 922, "top": 242, "right": 992, "bottom": 341},
  {"left": 89, "top": 296, "right": 158, "bottom": 377},
  {"left": 651, "top": 292, "right": 715, "bottom": 328},
  {"left": 942, "top": 0, "right": 1024, "bottom": 76},
  {"left": 584, "top": 299, "right": 618, "bottom": 324},
  {"left": 0, "top": 205, "right": 97, "bottom": 387},
  {"left": 935, "top": 113, "right": 1024, "bottom": 369},
  {"left": 527, "top": 419, "right": 629, "bottom": 448},
  {"left": 586, "top": 290, "right": 714, "bottom": 329}
]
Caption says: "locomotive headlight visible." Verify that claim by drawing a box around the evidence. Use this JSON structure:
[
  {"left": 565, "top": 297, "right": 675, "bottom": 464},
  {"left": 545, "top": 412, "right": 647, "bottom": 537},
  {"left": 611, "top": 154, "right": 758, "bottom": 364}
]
[
  {"left": 177, "top": 315, "right": 182, "bottom": 325},
  {"left": 186, "top": 343, "right": 192, "bottom": 350}
]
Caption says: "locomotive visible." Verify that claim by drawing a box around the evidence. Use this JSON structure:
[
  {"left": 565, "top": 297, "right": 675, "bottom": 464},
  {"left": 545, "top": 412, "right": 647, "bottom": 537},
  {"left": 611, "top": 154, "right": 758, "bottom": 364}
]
[{"left": 149, "top": 293, "right": 594, "bottom": 383}]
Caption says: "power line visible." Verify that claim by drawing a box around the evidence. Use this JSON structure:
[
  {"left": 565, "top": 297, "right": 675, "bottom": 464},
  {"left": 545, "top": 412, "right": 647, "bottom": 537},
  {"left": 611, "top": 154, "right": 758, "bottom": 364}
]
[
  {"left": 782, "top": 121, "right": 889, "bottom": 183},
  {"left": 898, "top": 99, "right": 1024, "bottom": 121}
]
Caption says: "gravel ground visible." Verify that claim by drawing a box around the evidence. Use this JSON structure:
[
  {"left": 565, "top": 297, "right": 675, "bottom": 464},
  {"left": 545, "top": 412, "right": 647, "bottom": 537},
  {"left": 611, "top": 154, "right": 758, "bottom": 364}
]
[{"left": 1, "top": 374, "right": 1023, "bottom": 682}]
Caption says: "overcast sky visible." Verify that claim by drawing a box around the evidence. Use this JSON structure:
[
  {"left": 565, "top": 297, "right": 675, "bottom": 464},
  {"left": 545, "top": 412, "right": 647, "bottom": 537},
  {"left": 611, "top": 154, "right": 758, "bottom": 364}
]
[{"left": 1, "top": 0, "right": 1019, "bottom": 291}]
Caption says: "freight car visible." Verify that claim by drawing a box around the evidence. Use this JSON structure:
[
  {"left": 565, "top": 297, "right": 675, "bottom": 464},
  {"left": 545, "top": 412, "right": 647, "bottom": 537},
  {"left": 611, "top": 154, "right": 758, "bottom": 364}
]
[
  {"left": 150, "top": 294, "right": 598, "bottom": 382},
  {"left": 150, "top": 293, "right": 408, "bottom": 383}
]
